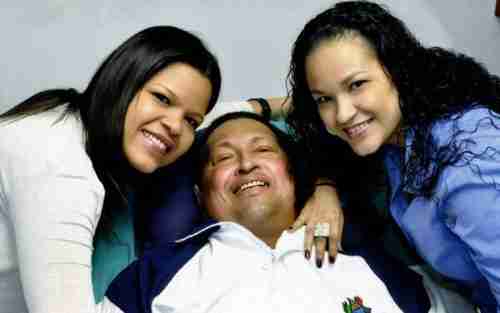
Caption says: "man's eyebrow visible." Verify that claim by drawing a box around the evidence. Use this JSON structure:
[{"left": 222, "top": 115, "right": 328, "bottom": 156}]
[
  {"left": 250, "top": 136, "right": 270, "bottom": 143},
  {"left": 211, "top": 141, "right": 234, "bottom": 150},
  {"left": 210, "top": 135, "right": 273, "bottom": 151}
]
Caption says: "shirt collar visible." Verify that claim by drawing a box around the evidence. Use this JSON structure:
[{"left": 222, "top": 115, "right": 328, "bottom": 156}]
[
  {"left": 382, "top": 128, "right": 424, "bottom": 195},
  {"left": 174, "top": 219, "right": 221, "bottom": 243},
  {"left": 175, "top": 221, "right": 306, "bottom": 256}
]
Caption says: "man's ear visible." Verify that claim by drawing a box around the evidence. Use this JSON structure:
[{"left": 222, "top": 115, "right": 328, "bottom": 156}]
[{"left": 194, "top": 184, "right": 202, "bottom": 207}]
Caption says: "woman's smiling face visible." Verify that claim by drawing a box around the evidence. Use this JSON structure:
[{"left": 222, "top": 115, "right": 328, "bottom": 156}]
[
  {"left": 305, "top": 35, "right": 402, "bottom": 156},
  {"left": 123, "top": 62, "right": 212, "bottom": 173}
]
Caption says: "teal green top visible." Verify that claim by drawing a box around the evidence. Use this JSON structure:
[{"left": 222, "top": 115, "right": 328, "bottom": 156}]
[{"left": 92, "top": 206, "right": 137, "bottom": 302}]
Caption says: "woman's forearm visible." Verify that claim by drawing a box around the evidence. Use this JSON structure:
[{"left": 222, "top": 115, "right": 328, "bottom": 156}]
[{"left": 247, "top": 97, "right": 290, "bottom": 120}]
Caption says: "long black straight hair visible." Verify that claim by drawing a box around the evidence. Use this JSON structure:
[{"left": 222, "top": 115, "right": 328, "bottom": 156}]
[{"left": 1, "top": 25, "right": 222, "bottom": 237}]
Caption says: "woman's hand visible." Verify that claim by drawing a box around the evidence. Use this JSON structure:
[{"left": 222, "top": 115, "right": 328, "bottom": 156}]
[{"left": 289, "top": 184, "right": 344, "bottom": 267}]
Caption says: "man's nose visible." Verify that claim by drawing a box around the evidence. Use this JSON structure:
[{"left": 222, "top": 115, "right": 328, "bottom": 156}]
[{"left": 237, "top": 153, "right": 257, "bottom": 174}]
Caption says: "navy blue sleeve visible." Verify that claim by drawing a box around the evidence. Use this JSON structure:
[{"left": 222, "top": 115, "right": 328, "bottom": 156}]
[
  {"left": 106, "top": 235, "right": 212, "bottom": 313},
  {"left": 105, "top": 259, "right": 145, "bottom": 313}
]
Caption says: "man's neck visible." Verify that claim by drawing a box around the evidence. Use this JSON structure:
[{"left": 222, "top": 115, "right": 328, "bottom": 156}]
[{"left": 248, "top": 223, "right": 292, "bottom": 249}]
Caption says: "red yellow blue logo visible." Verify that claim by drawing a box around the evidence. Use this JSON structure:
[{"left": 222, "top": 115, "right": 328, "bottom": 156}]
[{"left": 342, "top": 296, "right": 372, "bottom": 313}]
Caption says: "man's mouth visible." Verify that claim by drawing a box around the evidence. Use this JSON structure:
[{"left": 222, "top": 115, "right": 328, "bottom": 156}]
[
  {"left": 234, "top": 180, "right": 269, "bottom": 194},
  {"left": 343, "top": 118, "right": 373, "bottom": 138}
]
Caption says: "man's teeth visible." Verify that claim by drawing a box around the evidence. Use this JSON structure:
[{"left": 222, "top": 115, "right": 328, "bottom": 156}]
[
  {"left": 237, "top": 180, "right": 267, "bottom": 193},
  {"left": 144, "top": 131, "right": 167, "bottom": 151},
  {"left": 345, "top": 120, "right": 371, "bottom": 137}
]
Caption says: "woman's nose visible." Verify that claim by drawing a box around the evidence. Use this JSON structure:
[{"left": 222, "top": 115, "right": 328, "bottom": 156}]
[
  {"left": 335, "top": 96, "right": 357, "bottom": 124},
  {"left": 161, "top": 108, "right": 183, "bottom": 137}
]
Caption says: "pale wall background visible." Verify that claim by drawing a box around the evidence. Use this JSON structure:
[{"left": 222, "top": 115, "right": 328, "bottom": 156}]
[{"left": 1, "top": 0, "right": 499, "bottom": 112}]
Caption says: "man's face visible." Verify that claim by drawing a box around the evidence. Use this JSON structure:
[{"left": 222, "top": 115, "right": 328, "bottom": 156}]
[{"left": 200, "top": 118, "right": 296, "bottom": 234}]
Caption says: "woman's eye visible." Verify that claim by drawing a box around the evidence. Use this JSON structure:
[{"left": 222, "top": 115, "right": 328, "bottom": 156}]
[
  {"left": 314, "top": 96, "right": 332, "bottom": 105},
  {"left": 350, "top": 80, "right": 366, "bottom": 90},
  {"left": 152, "top": 92, "right": 170, "bottom": 105}
]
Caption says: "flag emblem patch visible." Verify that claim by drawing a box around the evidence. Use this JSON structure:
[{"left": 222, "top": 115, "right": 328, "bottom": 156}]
[{"left": 342, "top": 296, "right": 371, "bottom": 313}]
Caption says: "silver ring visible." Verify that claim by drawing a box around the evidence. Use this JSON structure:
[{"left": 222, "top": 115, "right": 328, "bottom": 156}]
[{"left": 313, "top": 222, "right": 330, "bottom": 238}]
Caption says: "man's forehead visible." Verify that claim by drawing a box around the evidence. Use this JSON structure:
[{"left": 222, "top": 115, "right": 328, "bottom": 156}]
[{"left": 207, "top": 119, "right": 278, "bottom": 148}]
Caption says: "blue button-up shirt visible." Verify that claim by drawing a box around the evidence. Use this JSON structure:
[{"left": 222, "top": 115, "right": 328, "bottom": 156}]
[{"left": 384, "top": 106, "right": 500, "bottom": 313}]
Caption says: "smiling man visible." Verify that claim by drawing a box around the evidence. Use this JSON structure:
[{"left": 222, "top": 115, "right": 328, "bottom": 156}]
[
  {"left": 101, "top": 112, "right": 434, "bottom": 313},
  {"left": 197, "top": 114, "right": 303, "bottom": 249}
]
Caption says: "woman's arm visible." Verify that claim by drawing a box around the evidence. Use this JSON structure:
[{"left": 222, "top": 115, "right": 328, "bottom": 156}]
[
  {"left": 1, "top": 115, "right": 105, "bottom": 313},
  {"left": 441, "top": 159, "right": 500, "bottom": 309},
  {"left": 200, "top": 100, "right": 255, "bottom": 128},
  {"left": 247, "top": 97, "right": 291, "bottom": 120},
  {"left": 202, "top": 97, "right": 344, "bottom": 265},
  {"left": 435, "top": 109, "right": 500, "bottom": 309},
  {"left": 289, "top": 182, "right": 344, "bottom": 266},
  {"left": 201, "top": 97, "right": 290, "bottom": 128}
]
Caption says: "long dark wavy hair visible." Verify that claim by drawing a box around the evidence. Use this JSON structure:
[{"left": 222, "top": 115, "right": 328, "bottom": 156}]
[
  {"left": 287, "top": 0, "right": 500, "bottom": 199},
  {"left": 0, "top": 26, "right": 221, "bottom": 238}
]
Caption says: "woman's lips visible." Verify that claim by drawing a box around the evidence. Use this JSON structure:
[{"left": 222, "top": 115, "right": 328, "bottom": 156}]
[
  {"left": 343, "top": 118, "right": 373, "bottom": 138},
  {"left": 142, "top": 130, "right": 173, "bottom": 154}
]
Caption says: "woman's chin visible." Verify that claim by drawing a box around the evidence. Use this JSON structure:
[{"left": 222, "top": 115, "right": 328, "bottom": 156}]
[
  {"left": 350, "top": 141, "right": 381, "bottom": 157},
  {"left": 134, "top": 164, "right": 157, "bottom": 174},
  {"left": 128, "top": 156, "right": 161, "bottom": 174}
]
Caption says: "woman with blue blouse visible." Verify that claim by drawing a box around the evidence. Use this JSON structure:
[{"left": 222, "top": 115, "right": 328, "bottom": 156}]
[{"left": 285, "top": 1, "right": 500, "bottom": 312}]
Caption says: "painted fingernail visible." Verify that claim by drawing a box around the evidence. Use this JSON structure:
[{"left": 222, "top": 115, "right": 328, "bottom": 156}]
[
  {"left": 316, "top": 258, "right": 323, "bottom": 268},
  {"left": 329, "top": 256, "right": 336, "bottom": 264},
  {"left": 305, "top": 250, "right": 311, "bottom": 260}
]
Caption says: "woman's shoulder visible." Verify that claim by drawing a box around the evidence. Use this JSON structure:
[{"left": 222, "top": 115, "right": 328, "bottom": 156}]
[
  {"left": 431, "top": 105, "right": 500, "bottom": 146},
  {"left": 430, "top": 105, "right": 500, "bottom": 194},
  {"left": 0, "top": 106, "right": 85, "bottom": 159},
  {"left": 0, "top": 106, "right": 102, "bottom": 191}
]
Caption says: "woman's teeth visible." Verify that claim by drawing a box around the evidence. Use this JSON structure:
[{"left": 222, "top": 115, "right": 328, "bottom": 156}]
[
  {"left": 345, "top": 119, "right": 371, "bottom": 138},
  {"left": 143, "top": 130, "right": 167, "bottom": 152}
]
